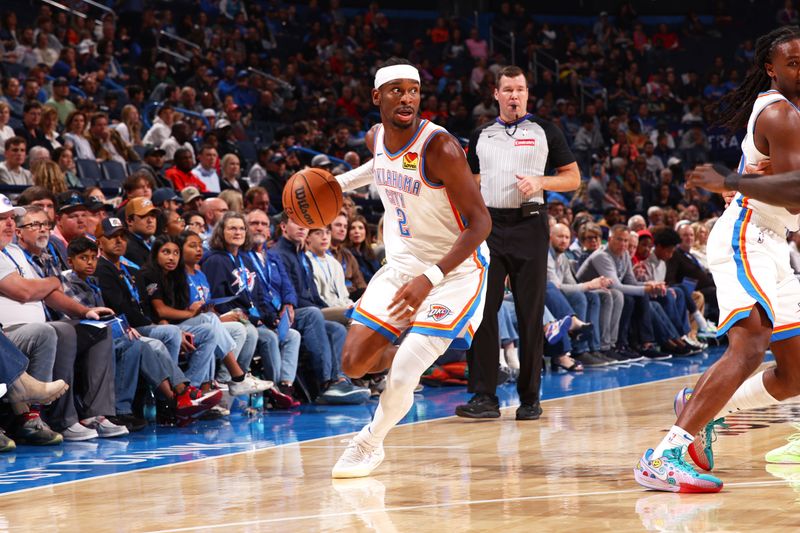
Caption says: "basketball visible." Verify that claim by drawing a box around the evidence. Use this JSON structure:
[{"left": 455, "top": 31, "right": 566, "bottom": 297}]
[{"left": 282, "top": 168, "right": 343, "bottom": 228}]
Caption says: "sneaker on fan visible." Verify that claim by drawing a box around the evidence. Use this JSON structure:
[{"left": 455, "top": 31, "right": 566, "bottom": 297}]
[
  {"left": 12, "top": 411, "right": 62, "bottom": 445},
  {"left": 175, "top": 386, "right": 222, "bottom": 419},
  {"left": 633, "top": 447, "right": 723, "bottom": 493},
  {"left": 332, "top": 439, "right": 385, "bottom": 478},
  {"left": 266, "top": 387, "right": 300, "bottom": 409},
  {"left": 319, "top": 380, "right": 370, "bottom": 405},
  {"left": 673, "top": 387, "right": 726, "bottom": 471},
  {"left": 81, "top": 416, "right": 129, "bottom": 438},
  {"left": 228, "top": 374, "right": 273, "bottom": 397},
  {"left": 62, "top": 421, "right": 99, "bottom": 441}
]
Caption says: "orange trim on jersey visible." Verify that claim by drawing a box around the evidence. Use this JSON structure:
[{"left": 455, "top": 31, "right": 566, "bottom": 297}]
[
  {"left": 739, "top": 210, "right": 775, "bottom": 318},
  {"left": 353, "top": 306, "right": 402, "bottom": 336},
  {"left": 383, "top": 120, "right": 430, "bottom": 161},
  {"left": 718, "top": 304, "right": 755, "bottom": 331},
  {"left": 756, "top": 90, "right": 780, "bottom": 99},
  {"left": 773, "top": 321, "right": 800, "bottom": 334},
  {"left": 445, "top": 193, "right": 486, "bottom": 271},
  {"left": 411, "top": 263, "right": 485, "bottom": 330}
]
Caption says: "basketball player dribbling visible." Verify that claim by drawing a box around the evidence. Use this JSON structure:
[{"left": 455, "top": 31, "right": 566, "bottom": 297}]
[
  {"left": 635, "top": 26, "right": 800, "bottom": 493},
  {"left": 329, "top": 58, "right": 491, "bottom": 478}
]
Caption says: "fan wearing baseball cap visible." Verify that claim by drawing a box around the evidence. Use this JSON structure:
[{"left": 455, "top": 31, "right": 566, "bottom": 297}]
[{"left": 123, "top": 197, "right": 161, "bottom": 269}]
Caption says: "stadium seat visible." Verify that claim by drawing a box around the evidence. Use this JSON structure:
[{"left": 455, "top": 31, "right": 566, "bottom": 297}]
[
  {"left": 133, "top": 145, "right": 147, "bottom": 159},
  {"left": 238, "top": 140, "right": 258, "bottom": 167},
  {"left": 101, "top": 160, "right": 128, "bottom": 191},
  {"left": 127, "top": 160, "right": 145, "bottom": 174},
  {"left": 75, "top": 159, "right": 103, "bottom": 187}
]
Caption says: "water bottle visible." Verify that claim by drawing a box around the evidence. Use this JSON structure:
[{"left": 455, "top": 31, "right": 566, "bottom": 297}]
[
  {"left": 249, "top": 392, "right": 264, "bottom": 411},
  {"left": 143, "top": 389, "right": 157, "bottom": 423}
]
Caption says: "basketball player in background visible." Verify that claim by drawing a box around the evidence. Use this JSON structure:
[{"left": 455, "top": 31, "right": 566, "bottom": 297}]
[
  {"left": 635, "top": 26, "right": 800, "bottom": 493},
  {"left": 329, "top": 58, "right": 491, "bottom": 478}
]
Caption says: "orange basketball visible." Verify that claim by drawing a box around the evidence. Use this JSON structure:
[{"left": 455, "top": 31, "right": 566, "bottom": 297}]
[{"left": 282, "top": 168, "right": 343, "bottom": 229}]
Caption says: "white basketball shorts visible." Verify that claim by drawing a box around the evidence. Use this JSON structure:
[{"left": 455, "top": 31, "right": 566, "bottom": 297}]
[{"left": 708, "top": 203, "right": 800, "bottom": 342}]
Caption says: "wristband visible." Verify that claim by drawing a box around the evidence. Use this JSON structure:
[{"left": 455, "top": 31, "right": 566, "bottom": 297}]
[{"left": 422, "top": 265, "right": 444, "bottom": 286}]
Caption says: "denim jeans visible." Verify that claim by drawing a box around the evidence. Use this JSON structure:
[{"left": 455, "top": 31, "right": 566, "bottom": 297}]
[
  {"left": 256, "top": 325, "right": 301, "bottom": 384},
  {"left": 294, "top": 306, "right": 347, "bottom": 384},
  {"left": 3, "top": 322, "right": 57, "bottom": 381},
  {"left": 654, "top": 289, "right": 689, "bottom": 336},
  {"left": 138, "top": 323, "right": 214, "bottom": 387},
  {"left": 137, "top": 333, "right": 187, "bottom": 388},
  {"left": 112, "top": 336, "right": 143, "bottom": 415},
  {"left": 498, "top": 300, "right": 519, "bottom": 345},
  {"left": 0, "top": 330, "right": 30, "bottom": 386},
  {"left": 620, "top": 294, "right": 655, "bottom": 347},
  {"left": 562, "top": 290, "right": 603, "bottom": 353}
]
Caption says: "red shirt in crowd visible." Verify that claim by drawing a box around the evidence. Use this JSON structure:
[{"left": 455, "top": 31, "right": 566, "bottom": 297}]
[{"left": 165, "top": 167, "right": 208, "bottom": 192}]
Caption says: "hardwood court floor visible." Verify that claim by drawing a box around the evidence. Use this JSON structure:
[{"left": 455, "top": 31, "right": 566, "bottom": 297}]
[{"left": 2, "top": 371, "right": 800, "bottom": 532}]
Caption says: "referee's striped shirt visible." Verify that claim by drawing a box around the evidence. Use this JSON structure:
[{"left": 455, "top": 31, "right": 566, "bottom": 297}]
[{"left": 467, "top": 113, "right": 575, "bottom": 208}]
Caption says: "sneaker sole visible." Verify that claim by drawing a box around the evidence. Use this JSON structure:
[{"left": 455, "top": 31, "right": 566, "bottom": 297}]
[
  {"left": 15, "top": 433, "right": 63, "bottom": 446},
  {"left": 633, "top": 468, "right": 722, "bottom": 493}
]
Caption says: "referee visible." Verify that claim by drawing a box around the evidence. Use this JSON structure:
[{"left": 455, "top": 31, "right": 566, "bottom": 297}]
[{"left": 455, "top": 65, "right": 580, "bottom": 421}]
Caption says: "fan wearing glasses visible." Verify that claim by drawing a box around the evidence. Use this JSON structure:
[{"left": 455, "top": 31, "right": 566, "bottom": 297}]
[{"left": 15, "top": 205, "right": 59, "bottom": 279}]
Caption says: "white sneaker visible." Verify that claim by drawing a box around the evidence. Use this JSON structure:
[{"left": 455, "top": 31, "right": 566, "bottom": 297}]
[
  {"left": 81, "top": 416, "right": 129, "bottom": 438},
  {"left": 62, "top": 422, "right": 99, "bottom": 441},
  {"left": 332, "top": 440, "right": 385, "bottom": 478},
  {"left": 227, "top": 374, "right": 273, "bottom": 397}
]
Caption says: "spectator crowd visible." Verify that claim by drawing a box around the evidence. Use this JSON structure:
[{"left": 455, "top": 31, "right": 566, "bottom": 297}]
[{"left": 0, "top": 0, "right": 794, "bottom": 451}]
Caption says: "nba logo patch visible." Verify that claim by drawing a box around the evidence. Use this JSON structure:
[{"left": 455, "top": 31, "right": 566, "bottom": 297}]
[
  {"left": 402, "top": 152, "right": 419, "bottom": 170},
  {"left": 427, "top": 304, "right": 452, "bottom": 322}
]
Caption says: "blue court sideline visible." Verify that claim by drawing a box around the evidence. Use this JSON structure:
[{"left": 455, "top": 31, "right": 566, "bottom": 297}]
[{"left": 0, "top": 346, "right": 745, "bottom": 494}]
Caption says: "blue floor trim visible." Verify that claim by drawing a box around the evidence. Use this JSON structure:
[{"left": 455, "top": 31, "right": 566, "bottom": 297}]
[{"left": 0, "top": 346, "right": 751, "bottom": 494}]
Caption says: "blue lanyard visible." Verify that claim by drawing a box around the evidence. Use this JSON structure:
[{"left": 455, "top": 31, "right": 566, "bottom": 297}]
[
  {"left": 312, "top": 253, "right": 340, "bottom": 298},
  {"left": 86, "top": 278, "right": 103, "bottom": 305},
  {"left": 20, "top": 248, "right": 46, "bottom": 278},
  {"left": 3, "top": 248, "right": 52, "bottom": 319},
  {"left": 248, "top": 251, "right": 281, "bottom": 310},
  {"left": 2, "top": 249, "right": 24, "bottom": 276},
  {"left": 227, "top": 252, "right": 260, "bottom": 318},
  {"left": 131, "top": 233, "right": 152, "bottom": 251},
  {"left": 119, "top": 263, "right": 141, "bottom": 304},
  {"left": 47, "top": 243, "right": 63, "bottom": 269}
]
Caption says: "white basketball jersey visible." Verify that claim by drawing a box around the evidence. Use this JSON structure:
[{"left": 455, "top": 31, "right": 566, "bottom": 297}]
[
  {"left": 372, "top": 119, "right": 488, "bottom": 276},
  {"left": 735, "top": 89, "right": 800, "bottom": 231}
]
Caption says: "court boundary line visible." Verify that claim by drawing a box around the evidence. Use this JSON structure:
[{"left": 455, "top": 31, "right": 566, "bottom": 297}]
[
  {"left": 141, "top": 479, "right": 794, "bottom": 533},
  {"left": 0, "top": 370, "right": 735, "bottom": 498}
]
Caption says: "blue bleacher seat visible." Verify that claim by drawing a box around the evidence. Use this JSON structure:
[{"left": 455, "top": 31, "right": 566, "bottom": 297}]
[
  {"left": 75, "top": 159, "right": 103, "bottom": 187},
  {"left": 101, "top": 160, "right": 128, "bottom": 190},
  {"left": 238, "top": 140, "right": 257, "bottom": 167}
]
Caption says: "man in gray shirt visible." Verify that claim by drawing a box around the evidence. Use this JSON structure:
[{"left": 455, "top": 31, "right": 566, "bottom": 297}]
[
  {"left": 0, "top": 137, "right": 33, "bottom": 187},
  {"left": 576, "top": 224, "right": 667, "bottom": 359},
  {"left": 548, "top": 223, "right": 622, "bottom": 364}
]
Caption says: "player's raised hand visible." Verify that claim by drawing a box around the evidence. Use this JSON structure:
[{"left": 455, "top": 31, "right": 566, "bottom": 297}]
[{"left": 388, "top": 276, "right": 433, "bottom": 321}]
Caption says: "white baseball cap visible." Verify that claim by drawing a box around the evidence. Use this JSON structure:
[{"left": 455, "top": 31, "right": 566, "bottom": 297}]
[{"left": 0, "top": 195, "right": 25, "bottom": 217}]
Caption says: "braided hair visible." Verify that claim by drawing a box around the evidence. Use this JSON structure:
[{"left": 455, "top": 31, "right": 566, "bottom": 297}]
[{"left": 715, "top": 26, "right": 800, "bottom": 131}]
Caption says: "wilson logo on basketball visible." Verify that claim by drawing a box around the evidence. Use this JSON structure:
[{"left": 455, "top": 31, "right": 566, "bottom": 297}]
[
  {"left": 402, "top": 152, "right": 419, "bottom": 170},
  {"left": 427, "top": 304, "right": 452, "bottom": 322},
  {"left": 292, "top": 186, "right": 315, "bottom": 226},
  {"left": 514, "top": 139, "right": 536, "bottom": 147}
]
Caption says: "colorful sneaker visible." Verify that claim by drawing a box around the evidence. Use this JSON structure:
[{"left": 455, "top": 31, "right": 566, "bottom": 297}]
[
  {"left": 673, "top": 387, "right": 727, "bottom": 471},
  {"left": 332, "top": 439, "right": 385, "bottom": 478},
  {"left": 765, "top": 423, "right": 800, "bottom": 464},
  {"left": 175, "top": 386, "right": 222, "bottom": 419},
  {"left": 266, "top": 387, "right": 300, "bottom": 409},
  {"left": 634, "top": 448, "right": 723, "bottom": 493},
  {"left": 11, "top": 411, "right": 63, "bottom": 445}
]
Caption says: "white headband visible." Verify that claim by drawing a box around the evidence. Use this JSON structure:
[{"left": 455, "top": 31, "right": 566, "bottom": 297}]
[{"left": 374, "top": 64, "right": 420, "bottom": 89}]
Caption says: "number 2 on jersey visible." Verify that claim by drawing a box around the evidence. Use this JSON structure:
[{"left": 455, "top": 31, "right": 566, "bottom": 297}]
[{"left": 396, "top": 207, "right": 411, "bottom": 237}]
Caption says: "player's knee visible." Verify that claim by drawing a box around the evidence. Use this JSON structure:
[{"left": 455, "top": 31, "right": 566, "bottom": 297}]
[{"left": 726, "top": 336, "right": 770, "bottom": 372}]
